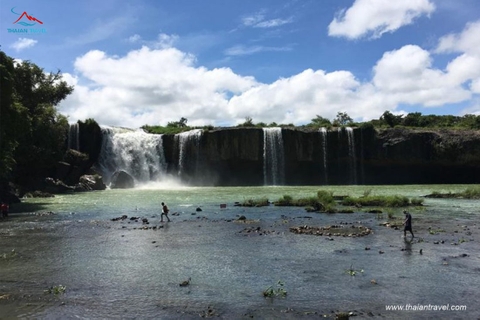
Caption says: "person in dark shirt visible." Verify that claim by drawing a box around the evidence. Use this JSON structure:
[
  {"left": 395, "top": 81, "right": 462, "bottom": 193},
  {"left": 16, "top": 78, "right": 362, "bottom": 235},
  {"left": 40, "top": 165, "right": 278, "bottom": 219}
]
[
  {"left": 403, "top": 210, "right": 414, "bottom": 238},
  {"left": 161, "top": 202, "right": 171, "bottom": 222}
]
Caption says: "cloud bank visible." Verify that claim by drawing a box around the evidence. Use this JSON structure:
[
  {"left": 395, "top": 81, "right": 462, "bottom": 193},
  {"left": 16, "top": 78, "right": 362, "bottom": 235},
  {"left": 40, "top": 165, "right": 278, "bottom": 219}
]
[{"left": 60, "top": 19, "right": 480, "bottom": 128}]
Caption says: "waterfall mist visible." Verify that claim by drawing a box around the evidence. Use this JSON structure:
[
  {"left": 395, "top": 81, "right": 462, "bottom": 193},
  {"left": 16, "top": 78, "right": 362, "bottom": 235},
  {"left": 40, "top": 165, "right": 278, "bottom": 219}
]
[{"left": 97, "top": 127, "right": 168, "bottom": 186}]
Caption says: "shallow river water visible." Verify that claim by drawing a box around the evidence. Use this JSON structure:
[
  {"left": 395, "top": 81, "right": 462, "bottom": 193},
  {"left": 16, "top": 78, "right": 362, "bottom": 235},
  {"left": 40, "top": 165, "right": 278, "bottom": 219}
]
[{"left": 0, "top": 185, "right": 479, "bottom": 319}]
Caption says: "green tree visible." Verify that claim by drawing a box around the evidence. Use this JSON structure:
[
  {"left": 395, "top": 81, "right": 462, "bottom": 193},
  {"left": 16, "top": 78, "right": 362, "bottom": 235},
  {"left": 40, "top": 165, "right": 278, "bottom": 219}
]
[
  {"left": 309, "top": 115, "right": 332, "bottom": 127},
  {"left": 0, "top": 51, "right": 22, "bottom": 181},
  {"left": 0, "top": 52, "right": 73, "bottom": 185},
  {"left": 402, "top": 112, "right": 422, "bottom": 127},
  {"left": 380, "top": 111, "right": 403, "bottom": 127},
  {"left": 238, "top": 116, "right": 254, "bottom": 127},
  {"left": 167, "top": 117, "right": 188, "bottom": 128},
  {"left": 333, "top": 111, "right": 353, "bottom": 126}
]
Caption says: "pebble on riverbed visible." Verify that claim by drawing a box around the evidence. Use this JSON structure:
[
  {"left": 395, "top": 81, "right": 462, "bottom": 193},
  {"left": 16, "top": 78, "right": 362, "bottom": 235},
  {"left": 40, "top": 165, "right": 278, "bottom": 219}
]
[{"left": 289, "top": 225, "right": 372, "bottom": 237}]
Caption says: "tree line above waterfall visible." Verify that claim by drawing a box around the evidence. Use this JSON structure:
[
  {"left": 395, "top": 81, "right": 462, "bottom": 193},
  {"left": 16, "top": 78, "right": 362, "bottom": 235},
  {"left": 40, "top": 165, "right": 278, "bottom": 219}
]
[{"left": 142, "top": 111, "right": 480, "bottom": 135}]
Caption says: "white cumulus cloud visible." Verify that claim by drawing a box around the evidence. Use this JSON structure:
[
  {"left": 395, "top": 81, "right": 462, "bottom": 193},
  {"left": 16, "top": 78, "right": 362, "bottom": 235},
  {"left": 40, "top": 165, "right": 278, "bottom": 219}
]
[
  {"left": 59, "top": 20, "right": 480, "bottom": 128},
  {"left": 10, "top": 38, "right": 38, "bottom": 51},
  {"left": 60, "top": 45, "right": 257, "bottom": 128},
  {"left": 328, "top": 0, "right": 435, "bottom": 39}
]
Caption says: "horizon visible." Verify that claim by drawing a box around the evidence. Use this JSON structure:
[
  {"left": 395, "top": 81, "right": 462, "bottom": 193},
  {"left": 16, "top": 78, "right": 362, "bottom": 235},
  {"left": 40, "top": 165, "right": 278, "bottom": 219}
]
[{"left": 1, "top": 0, "right": 479, "bottom": 128}]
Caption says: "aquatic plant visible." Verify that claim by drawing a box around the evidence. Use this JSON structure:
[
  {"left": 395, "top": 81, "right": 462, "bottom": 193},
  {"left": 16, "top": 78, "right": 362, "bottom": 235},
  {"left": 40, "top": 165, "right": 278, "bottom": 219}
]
[
  {"left": 275, "top": 195, "right": 294, "bottom": 206},
  {"left": 411, "top": 198, "right": 424, "bottom": 206},
  {"left": 425, "top": 187, "right": 480, "bottom": 199},
  {"left": 336, "top": 312, "right": 350, "bottom": 320},
  {"left": 275, "top": 190, "right": 335, "bottom": 212},
  {"left": 460, "top": 186, "right": 480, "bottom": 199},
  {"left": 241, "top": 197, "right": 269, "bottom": 207},
  {"left": 345, "top": 264, "right": 364, "bottom": 276},
  {"left": 341, "top": 195, "right": 410, "bottom": 207},
  {"left": 387, "top": 211, "right": 395, "bottom": 220},
  {"left": 44, "top": 285, "right": 66, "bottom": 295},
  {"left": 1, "top": 249, "right": 16, "bottom": 259},
  {"left": 263, "top": 280, "right": 287, "bottom": 298},
  {"left": 428, "top": 228, "right": 445, "bottom": 235},
  {"left": 362, "top": 188, "right": 373, "bottom": 197}
]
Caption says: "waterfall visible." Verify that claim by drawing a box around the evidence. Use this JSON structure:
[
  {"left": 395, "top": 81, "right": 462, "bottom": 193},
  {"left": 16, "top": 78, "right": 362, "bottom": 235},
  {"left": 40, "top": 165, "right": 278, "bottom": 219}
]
[
  {"left": 68, "top": 123, "right": 80, "bottom": 151},
  {"left": 320, "top": 127, "right": 328, "bottom": 185},
  {"left": 97, "top": 127, "right": 167, "bottom": 185},
  {"left": 263, "top": 128, "right": 285, "bottom": 185},
  {"left": 175, "top": 129, "right": 203, "bottom": 177},
  {"left": 346, "top": 127, "right": 358, "bottom": 185}
]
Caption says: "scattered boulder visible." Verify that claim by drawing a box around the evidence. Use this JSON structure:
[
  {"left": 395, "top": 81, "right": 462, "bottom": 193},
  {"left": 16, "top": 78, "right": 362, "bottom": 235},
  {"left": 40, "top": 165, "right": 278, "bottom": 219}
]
[
  {"left": 74, "top": 174, "right": 107, "bottom": 192},
  {"left": 44, "top": 177, "right": 75, "bottom": 194},
  {"left": 110, "top": 171, "right": 135, "bottom": 189}
]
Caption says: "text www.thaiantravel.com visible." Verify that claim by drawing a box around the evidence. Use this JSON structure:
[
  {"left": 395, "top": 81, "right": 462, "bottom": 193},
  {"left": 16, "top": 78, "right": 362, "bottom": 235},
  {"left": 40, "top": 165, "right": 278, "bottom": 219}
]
[{"left": 385, "top": 304, "right": 467, "bottom": 311}]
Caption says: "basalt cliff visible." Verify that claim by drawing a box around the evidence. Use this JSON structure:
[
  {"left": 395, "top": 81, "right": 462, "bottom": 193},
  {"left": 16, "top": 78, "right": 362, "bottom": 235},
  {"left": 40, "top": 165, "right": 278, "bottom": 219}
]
[{"left": 62, "top": 124, "right": 480, "bottom": 188}]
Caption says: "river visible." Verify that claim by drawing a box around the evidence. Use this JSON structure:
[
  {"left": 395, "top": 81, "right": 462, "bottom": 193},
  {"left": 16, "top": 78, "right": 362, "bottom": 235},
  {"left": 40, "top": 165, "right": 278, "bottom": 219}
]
[{"left": 0, "top": 185, "right": 478, "bottom": 319}]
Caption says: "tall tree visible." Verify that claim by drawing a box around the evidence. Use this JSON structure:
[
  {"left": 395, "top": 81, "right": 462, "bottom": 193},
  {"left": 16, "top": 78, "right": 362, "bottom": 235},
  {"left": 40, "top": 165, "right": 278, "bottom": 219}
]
[
  {"left": 333, "top": 111, "right": 353, "bottom": 126},
  {"left": 309, "top": 115, "right": 331, "bottom": 127},
  {"left": 0, "top": 51, "right": 74, "bottom": 186}
]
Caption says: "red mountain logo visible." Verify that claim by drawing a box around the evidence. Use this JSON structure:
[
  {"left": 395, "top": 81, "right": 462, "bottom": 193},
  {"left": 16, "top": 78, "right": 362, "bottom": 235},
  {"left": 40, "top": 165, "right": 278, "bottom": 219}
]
[{"left": 11, "top": 7, "right": 43, "bottom": 26}]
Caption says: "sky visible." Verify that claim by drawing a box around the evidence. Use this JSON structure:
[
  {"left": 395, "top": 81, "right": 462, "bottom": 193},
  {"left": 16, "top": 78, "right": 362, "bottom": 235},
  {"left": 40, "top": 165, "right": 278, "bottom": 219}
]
[{"left": 1, "top": 0, "right": 480, "bottom": 128}]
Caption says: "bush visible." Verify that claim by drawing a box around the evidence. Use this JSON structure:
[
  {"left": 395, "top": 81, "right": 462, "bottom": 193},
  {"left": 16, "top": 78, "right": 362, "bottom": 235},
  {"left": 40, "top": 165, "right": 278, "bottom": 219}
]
[
  {"left": 242, "top": 197, "right": 269, "bottom": 207},
  {"left": 460, "top": 186, "right": 480, "bottom": 199},
  {"left": 317, "top": 190, "right": 335, "bottom": 205},
  {"left": 275, "top": 195, "right": 294, "bottom": 206}
]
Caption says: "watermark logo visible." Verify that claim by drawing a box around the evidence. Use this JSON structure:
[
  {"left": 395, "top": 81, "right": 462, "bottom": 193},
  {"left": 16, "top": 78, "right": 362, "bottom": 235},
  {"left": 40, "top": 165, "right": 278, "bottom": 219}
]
[{"left": 7, "top": 7, "right": 46, "bottom": 34}]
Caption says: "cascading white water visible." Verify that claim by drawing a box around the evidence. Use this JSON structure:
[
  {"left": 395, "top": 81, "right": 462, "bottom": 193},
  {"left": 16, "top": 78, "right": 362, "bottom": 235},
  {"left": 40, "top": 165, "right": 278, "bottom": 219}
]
[
  {"left": 320, "top": 127, "right": 328, "bottom": 184},
  {"left": 346, "top": 127, "right": 358, "bottom": 185},
  {"left": 97, "top": 127, "right": 167, "bottom": 185},
  {"left": 68, "top": 123, "right": 80, "bottom": 151},
  {"left": 263, "top": 128, "right": 285, "bottom": 185},
  {"left": 175, "top": 129, "right": 203, "bottom": 177}
]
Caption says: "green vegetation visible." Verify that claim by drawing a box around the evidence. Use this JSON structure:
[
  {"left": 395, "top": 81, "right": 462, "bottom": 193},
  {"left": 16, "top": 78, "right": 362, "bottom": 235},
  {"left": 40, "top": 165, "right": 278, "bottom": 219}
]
[
  {"left": 341, "top": 195, "right": 421, "bottom": 207},
  {"left": 241, "top": 197, "right": 269, "bottom": 207},
  {"left": 345, "top": 264, "right": 364, "bottom": 276},
  {"left": 263, "top": 280, "right": 287, "bottom": 298},
  {"left": 44, "top": 285, "right": 66, "bottom": 295},
  {"left": 1, "top": 249, "right": 16, "bottom": 259},
  {"left": 0, "top": 50, "right": 73, "bottom": 185},
  {"left": 142, "top": 116, "right": 216, "bottom": 134},
  {"left": 426, "top": 186, "right": 480, "bottom": 199},
  {"left": 459, "top": 186, "right": 480, "bottom": 199},
  {"left": 275, "top": 190, "right": 336, "bottom": 212}
]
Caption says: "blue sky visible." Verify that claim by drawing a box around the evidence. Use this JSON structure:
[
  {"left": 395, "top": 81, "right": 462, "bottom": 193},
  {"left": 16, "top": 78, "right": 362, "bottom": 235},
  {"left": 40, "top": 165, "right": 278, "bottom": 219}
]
[{"left": 1, "top": 0, "right": 480, "bottom": 128}]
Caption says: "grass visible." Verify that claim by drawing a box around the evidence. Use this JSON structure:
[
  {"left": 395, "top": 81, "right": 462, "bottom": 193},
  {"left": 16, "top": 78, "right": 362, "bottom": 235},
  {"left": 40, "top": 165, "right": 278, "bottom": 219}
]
[
  {"left": 459, "top": 186, "right": 480, "bottom": 199},
  {"left": 345, "top": 264, "right": 364, "bottom": 276},
  {"left": 341, "top": 195, "right": 420, "bottom": 207},
  {"left": 425, "top": 186, "right": 480, "bottom": 199},
  {"left": 44, "top": 285, "right": 66, "bottom": 295},
  {"left": 274, "top": 190, "right": 336, "bottom": 212},
  {"left": 241, "top": 197, "right": 269, "bottom": 207},
  {"left": 263, "top": 280, "right": 287, "bottom": 298}
]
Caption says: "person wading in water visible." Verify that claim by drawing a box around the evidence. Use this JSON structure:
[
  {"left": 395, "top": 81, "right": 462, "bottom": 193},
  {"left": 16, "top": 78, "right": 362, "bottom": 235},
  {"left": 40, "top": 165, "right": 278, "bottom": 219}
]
[
  {"left": 161, "top": 202, "right": 171, "bottom": 222},
  {"left": 403, "top": 210, "right": 414, "bottom": 238}
]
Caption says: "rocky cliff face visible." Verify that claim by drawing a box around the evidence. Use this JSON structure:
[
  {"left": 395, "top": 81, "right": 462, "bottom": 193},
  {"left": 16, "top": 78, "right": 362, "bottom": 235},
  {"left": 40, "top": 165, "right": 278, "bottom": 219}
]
[{"left": 90, "top": 126, "right": 480, "bottom": 186}]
